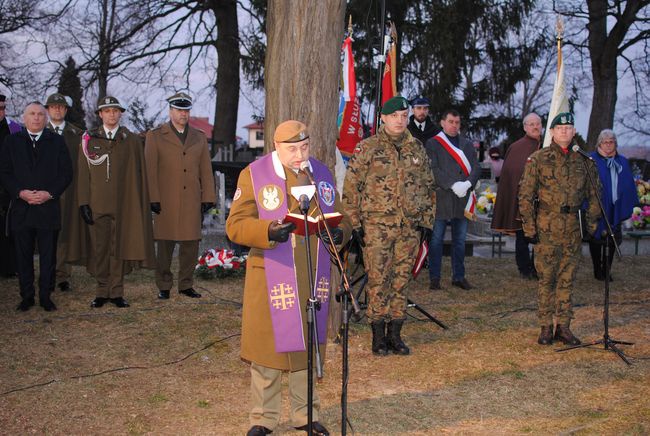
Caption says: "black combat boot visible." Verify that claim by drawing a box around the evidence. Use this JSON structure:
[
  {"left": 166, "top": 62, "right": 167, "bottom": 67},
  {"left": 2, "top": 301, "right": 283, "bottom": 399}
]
[
  {"left": 371, "top": 321, "right": 388, "bottom": 356},
  {"left": 554, "top": 324, "right": 581, "bottom": 345},
  {"left": 387, "top": 319, "right": 410, "bottom": 355},
  {"left": 537, "top": 325, "right": 554, "bottom": 345}
]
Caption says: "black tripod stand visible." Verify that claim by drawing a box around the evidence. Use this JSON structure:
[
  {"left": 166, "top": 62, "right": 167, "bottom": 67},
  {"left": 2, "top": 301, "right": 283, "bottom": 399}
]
[{"left": 556, "top": 150, "right": 633, "bottom": 364}]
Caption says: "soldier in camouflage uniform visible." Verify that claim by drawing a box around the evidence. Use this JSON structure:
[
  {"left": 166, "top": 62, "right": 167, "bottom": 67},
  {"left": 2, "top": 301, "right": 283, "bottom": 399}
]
[
  {"left": 519, "top": 112, "right": 601, "bottom": 346},
  {"left": 343, "top": 96, "right": 436, "bottom": 356}
]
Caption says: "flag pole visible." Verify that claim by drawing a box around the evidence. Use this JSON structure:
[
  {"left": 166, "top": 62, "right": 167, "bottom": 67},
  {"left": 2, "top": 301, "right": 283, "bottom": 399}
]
[
  {"left": 556, "top": 16, "right": 564, "bottom": 77},
  {"left": 373, "top": 0, "right": 386, "bottom": 131}
]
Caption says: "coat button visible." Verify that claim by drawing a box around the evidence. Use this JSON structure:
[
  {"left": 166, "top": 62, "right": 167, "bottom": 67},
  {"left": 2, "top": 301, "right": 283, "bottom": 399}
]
[
  {"left": 183, "top": 152, "right": 186, "bottom": 155},
  {"left": 183, "top": 186, "right": 186, "bottom": 189},
  {"left": 184, "top": 169, "right": 187, "bottom": 172}
]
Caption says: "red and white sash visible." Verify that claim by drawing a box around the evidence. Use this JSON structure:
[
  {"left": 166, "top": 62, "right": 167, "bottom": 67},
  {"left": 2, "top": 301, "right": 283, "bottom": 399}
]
[{"left": 433, "top": 132, "right": 477, "bottom": 220}]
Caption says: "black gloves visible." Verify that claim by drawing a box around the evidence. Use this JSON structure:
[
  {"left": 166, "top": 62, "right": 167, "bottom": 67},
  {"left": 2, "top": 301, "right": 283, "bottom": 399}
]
[
  {"left": 268, "top": 221, "right": 296, "bottom": 243},
  {"left": 418, "top": 226, "right": 432, "bottom": 242},
  {"left": 352, "top": 227, "right": 365, "bottom": 247},
  {"left": 201, "top": 202, "right": 216, "bottom": 214},
  {"left": 79, "top": 205, "right": 94, "bottom": 225},
  {"left": 524, "top": 234, "right": 539, "bottom": 245},
  {"left": 150, "top": 202, "right": 161, "bottom": 214},
  {"left": 319, "top": 227, "right": 344, "bottom": 245}
]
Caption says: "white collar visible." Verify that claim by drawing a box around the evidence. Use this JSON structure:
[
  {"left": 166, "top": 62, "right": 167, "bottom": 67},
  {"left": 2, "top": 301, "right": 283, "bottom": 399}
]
[
  {"left": 271, "top": 151, "right": 313, "bottom": 180},
  {"left": 104, "top": 125, "right": 119, "bottom": 138},
  {"left": 26, "top": 130, "right": 44, "bottom": 141},
  {"left": 50, "top": 121, "right": 65, "bottom": 133}
]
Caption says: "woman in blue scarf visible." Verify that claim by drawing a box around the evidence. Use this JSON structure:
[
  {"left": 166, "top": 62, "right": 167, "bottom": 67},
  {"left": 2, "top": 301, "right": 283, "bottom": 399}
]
[{"left": 589, "top": 130, "right": 638, "bottom": 280}]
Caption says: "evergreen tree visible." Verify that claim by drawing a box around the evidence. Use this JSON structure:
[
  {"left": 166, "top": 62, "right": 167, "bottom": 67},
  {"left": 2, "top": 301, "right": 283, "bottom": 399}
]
[{"left": 57, "top": 57, "right": 86, "bottom": 129}]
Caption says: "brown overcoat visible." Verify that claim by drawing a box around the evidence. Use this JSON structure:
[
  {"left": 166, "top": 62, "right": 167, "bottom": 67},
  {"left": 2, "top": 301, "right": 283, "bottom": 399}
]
[
  {"left": 145, "top": 123, "right": 216, "bottom": 241},
  {"left": 66, "top": 126, "right": 155, "bottom": 271},
  {"left": 226, "top": 153, "right": 352, "bottom": 371},
  {"left": 491, "top": 134, "right": 540, "bottom": 233},
  {"left": 47, "top": 121, "right": 81, "bottom": 242}
]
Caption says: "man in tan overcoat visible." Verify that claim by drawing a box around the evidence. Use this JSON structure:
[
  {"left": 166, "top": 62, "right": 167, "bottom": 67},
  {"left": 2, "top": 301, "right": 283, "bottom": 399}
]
[
  {"left": 145, "top": 92, "right": 215, "bottom": 299},
  {"left": 45, "top": 93, "right": 81, "bottom": 292},
  {"left": 74, "top": 96, "right": 155, "bottom": 308},
  {"left": 227, "top": 120, "right": 351, "bottom": 436}
]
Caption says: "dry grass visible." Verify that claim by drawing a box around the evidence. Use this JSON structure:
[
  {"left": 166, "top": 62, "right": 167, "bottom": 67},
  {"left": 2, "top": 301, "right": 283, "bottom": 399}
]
[{"left": 0, "top": 254, "right": 648, "bottom": 435}]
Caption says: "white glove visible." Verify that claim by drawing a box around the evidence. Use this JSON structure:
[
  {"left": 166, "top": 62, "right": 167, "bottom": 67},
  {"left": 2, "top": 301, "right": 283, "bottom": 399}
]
[{"left": 451, "top": 180, "right": 472, "bottom": 198}]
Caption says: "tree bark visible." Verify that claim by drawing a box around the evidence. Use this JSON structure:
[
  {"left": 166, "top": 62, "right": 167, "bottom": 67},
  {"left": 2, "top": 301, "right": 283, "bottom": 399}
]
[
  {"left": 264, "top": 0, "right": 346, "bottom": 169},
  {"left": 586, "top": 0, "right": 646, "bottom": 148},
  {"left": 210, "top": 0, "right": 240, "bottom": 157}
]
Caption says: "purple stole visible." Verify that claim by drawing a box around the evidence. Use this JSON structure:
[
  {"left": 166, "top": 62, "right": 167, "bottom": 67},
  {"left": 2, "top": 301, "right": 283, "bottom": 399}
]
[
  {"left": 250, "top": 154, "right": 336, "bottom": 353},
  {"left": 8, "top": 119, "right": 22, "bottom": 134}
]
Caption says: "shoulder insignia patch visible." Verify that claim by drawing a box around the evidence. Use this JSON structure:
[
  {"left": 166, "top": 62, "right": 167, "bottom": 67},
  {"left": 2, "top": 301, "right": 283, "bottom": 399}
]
[{"left": 233, "top": 187, "right": 242, "bottom": 201}]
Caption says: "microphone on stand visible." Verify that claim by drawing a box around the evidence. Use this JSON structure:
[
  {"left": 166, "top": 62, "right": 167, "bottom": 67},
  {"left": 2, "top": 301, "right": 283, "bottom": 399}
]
[
  {"left": 299, "top": 160, "right": 316, "bottom": 185},
  {"left": 572, "top": 144, "right": 594, "bottom": 161},
  {"left": 290, "top": 170, "right": 316, "bottom": 214}
]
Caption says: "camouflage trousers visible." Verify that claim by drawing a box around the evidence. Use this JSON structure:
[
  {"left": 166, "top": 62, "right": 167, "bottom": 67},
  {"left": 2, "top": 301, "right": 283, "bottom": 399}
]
[
  {"left": 534, "top": 234, "right": 581, "bottom": 326},
  {"left": 362, "top": 222, "right": 419, "bottom": 322}
]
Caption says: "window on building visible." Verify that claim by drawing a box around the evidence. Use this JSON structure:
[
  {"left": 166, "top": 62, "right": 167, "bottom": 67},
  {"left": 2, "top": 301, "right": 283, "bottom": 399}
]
[{"left": 255, "top": 131, "right": 264, "bottom": 141}]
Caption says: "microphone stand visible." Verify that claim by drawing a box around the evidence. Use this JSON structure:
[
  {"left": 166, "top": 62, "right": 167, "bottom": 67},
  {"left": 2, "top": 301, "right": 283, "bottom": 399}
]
[
  {"left": 298, "top": 194, "right": 320, "bottom": 436},
  {"left": 556, "top": 150, "right": 633, "bottom": 364},
  {"left": 300, "top": 167, "right": 360, "bottom": 436}
]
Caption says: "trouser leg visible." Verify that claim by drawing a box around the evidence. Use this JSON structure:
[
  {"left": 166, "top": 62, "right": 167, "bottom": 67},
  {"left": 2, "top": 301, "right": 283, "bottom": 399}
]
[
  {"left": 288, "top": 368, "right": 320, "bottom": 427},
  {"left": 388, "top": 225, "right": 419, "bottom": 321},
  {"left": 155, "top": 239, "right": 175, "bottom": 290},
  {"left": 515, "top": 230, "right": 533, "bottom": 274},
  {"left": 535, "top": 242, "right": 560, "bottom": 326},
  {"left": 13, "top": 227, "right": 36, "bottom": 301},
  {"left": 90, "top": 215, "right": 111, "bottom": 298},
  {"left": 428, "top": 220, "right": 446, "bottom": 280},
  {"left": 450, "top": 218, "right": 468, "bottom": 281},
  {"left": 555, "top": 239, "right": 581, "bottom": 325},
  {"left": 178, "top": 240, "right": 199, "bottom": 290},
  {"left": 55, "top": 241, "right": 71, "bottom": 283},
  {"left": 364, "top": 224, "right": 395, "bottom": 322},
  {"left": 36, "top": 229, "right": 57, "bottom": 302},
  {"left": 249, "top": 362, "right": 282, "bottom": 431}
]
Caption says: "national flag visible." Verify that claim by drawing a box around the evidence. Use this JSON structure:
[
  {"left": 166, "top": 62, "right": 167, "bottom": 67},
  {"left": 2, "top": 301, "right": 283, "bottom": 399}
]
[
  {"left": 341, "top": 36, "right": 356, "bottom": 102},
  {"left": 337, "top": 24, "right": 364, "bottom": 163},
  {"left": 543, "top": 35, "right": 570, "bottom": 148},
  {"left": 381, "top": 23, "right": 398, "bottom": 105}
]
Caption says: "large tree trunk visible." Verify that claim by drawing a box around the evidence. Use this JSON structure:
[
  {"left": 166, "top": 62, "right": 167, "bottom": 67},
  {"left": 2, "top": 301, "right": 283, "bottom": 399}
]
[
  {"left": 264, "top": 0, "right": 346, "bottom": 169},
  {"left": 210, "top": 0, "right": 240, "bottom": 158}
]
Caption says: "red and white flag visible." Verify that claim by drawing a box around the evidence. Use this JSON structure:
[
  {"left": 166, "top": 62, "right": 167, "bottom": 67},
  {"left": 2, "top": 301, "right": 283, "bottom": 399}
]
[{"left": 341, "top": 36, "right": 356, "bottom": 102}]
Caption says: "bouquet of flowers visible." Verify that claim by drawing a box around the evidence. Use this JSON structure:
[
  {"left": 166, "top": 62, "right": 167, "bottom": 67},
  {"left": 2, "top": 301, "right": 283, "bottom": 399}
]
[
  {"left": 630, "top": 205, "right": 650, "bottom": 229},
  {"left": 476, "top": 187, "right": 497, "bottom": 215},
  {"left": 195, "top": 248, "right": 247, "bottom": 279},
  {"left": 636, "top": 179, "right": 650, "bottom": 205}
]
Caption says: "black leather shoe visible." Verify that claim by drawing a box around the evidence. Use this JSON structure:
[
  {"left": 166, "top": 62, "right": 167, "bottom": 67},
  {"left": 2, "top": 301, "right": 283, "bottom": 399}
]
[
  {"left": 179, "top": 288, "right": 201, "bottom": 298},
  {"left": 451, "top": 278, "right": 473, "bottom": 290},
  {"left": 16, "top": 298, "right": 35, "bottom": 312},
  {"left": 554, "top": 324, "right": 581, "bottom": 346},
  {"left": 295, "top": 421, "right": 329, "bottom": 435},
  {"left": 246, "top": 425, "right": 273, "bottom": 436},
  {"left": 40, "top": 299, "right": 57, "bottom": 312},
  {"left": 429, "top": 278, "right": 441, "bottom": 290},
  {"left": 111, "top": 297, "right": 130, "bottom": 308},
  {"left": 91, "top": 297, "right": 108, "bottom": 308},
  {"left": 537, "top": 325, "right": 553, "bottom": 345},
  {"left": 57, "top": 281, "right": 71, "bottom": 292},
  {"left": 158, "top": 290, "right": 170, "bottom": 299}
]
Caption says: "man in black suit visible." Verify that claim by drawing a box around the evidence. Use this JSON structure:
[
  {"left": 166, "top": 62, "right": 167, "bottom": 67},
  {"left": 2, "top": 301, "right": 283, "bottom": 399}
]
[
  {"left": 0, "top": 102, "right": 73, "bottom": 311},
  {"left": 407, "top": 95, "right": 437, "bottom": 145}
]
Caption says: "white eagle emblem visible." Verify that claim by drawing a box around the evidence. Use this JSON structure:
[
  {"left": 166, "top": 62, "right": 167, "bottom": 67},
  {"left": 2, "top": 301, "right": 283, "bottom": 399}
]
[
  {"left": 105, "top": 97, "right": 111, "bottom": 104},
  {"left": 261, "top": 185, "right": 282, "bottom": 211},
  {"left": 412, "top": 157, "right": 420, "bottom": 165}
]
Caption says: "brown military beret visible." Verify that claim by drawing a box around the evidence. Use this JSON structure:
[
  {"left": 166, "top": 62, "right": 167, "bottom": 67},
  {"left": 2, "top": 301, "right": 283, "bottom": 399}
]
[{"left": 274, "top": 120, "right": 309, "bottom": 143}]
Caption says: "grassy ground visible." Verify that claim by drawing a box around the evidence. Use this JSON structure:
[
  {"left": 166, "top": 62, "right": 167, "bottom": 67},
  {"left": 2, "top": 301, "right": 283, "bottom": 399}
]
[{"left": 0, "top": 254, "right": 648, "bottom": 435}]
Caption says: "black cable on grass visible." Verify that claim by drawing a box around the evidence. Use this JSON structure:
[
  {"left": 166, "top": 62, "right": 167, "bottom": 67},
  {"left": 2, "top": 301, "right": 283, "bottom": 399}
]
[{"left": 1, "top": 333, "right": 240, "bottom": 396}]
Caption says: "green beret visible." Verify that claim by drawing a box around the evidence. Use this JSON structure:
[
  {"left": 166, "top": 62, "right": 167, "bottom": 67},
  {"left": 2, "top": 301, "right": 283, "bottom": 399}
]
[
  {"left": 45, "top": 93, "right": 69, "bottom": 108},
  {"left": 550, "top": 112, "right": 574, "bottom": 128},
  {"left": 381, "top": 96, "right": 409, "bottom": 115}
]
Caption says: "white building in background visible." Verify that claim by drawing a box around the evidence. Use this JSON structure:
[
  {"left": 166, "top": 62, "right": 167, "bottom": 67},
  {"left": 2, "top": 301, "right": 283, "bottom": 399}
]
[{"left": 243, "top": 121, "right": 264, "bottom": 149}]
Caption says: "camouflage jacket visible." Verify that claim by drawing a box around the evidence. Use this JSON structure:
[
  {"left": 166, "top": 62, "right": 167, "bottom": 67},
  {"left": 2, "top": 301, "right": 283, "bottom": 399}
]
[
  {"left": 342, "top": 126, "right": 436, "bottom": 228},
  {"left": 518, "top": 142, "right": 601, "bottom": 243}
]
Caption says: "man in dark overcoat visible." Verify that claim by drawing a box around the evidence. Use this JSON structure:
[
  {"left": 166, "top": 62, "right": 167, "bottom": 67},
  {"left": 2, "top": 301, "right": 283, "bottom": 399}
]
[{"left": 0, "top": 102, "right": 72, "bottom": 311}]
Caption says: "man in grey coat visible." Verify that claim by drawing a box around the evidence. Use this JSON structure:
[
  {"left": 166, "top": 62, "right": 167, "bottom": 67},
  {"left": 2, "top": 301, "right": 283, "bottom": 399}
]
[{"left": 425, "top": 109, "right": 480, "bottom": 290}]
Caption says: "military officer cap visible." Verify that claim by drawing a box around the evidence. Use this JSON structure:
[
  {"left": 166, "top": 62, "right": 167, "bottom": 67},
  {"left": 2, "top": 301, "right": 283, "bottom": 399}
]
[
  {"left": 274, "top": 120, "right": 309, "bottom": 143},
  {"left": 550, "top": 112, "right": 574, "bottom": 128},
  {"left": 96, "top": 96, "right": 126, "bottom": 113},
  {"left": 410, "top": 95, "right": 430, "bottom": 107},
  {"left": 381, "top": 96, "right": 409, "bottom": 115},
  {"left": 45, "top": 93, "right": 69, "bottom": 108},
  {"left": 167, "top": 92, "right": 193, "bottom": 109}
]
